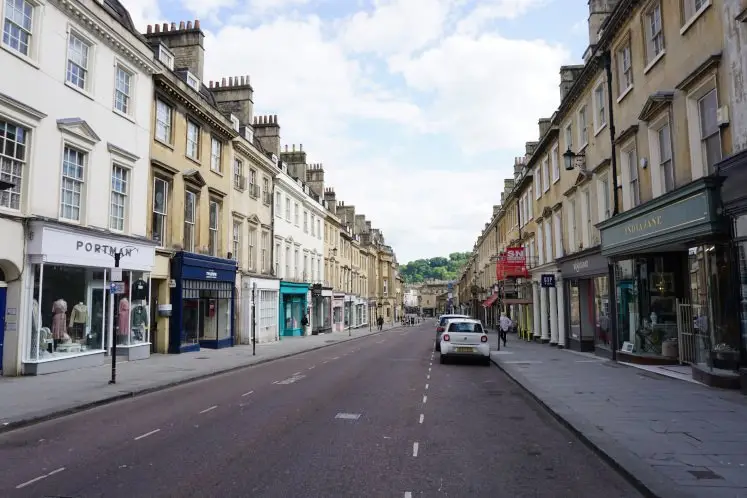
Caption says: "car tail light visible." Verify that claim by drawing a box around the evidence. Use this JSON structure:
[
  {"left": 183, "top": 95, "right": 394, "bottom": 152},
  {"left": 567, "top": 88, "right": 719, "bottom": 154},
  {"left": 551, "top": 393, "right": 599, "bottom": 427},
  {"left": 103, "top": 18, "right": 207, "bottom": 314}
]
[
  {"left": 481, "top": 335, "right": 488, "bottom": 343},
  {"left": 443, "top": 334, "right": 450, "bottom": 342},
  {"left": 436, "top": 326, "right": 444, "bottom": 332}
]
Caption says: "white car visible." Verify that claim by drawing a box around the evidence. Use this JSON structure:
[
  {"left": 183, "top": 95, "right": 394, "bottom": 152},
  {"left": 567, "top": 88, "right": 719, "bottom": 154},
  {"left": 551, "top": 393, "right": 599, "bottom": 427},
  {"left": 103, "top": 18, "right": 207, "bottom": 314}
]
[
  {"left": 439, "top": 319, "right": 491, "bottom": 366},
  {"left": 434, "top": 314, "right": 469, "bottom": 352}
]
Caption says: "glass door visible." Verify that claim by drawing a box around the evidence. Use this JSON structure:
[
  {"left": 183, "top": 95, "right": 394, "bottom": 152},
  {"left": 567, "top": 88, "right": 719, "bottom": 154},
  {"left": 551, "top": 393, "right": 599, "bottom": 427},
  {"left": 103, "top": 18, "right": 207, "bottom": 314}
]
[{"left": 88, "top": 287, "right": 107, "bottom": 351}]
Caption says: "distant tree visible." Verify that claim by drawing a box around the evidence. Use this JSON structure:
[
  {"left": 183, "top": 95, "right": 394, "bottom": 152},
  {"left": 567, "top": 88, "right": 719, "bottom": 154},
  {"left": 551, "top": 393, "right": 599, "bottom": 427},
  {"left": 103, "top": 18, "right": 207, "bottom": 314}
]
[{"left": 400, "top": 251, "right": 472, "bottom": 283}]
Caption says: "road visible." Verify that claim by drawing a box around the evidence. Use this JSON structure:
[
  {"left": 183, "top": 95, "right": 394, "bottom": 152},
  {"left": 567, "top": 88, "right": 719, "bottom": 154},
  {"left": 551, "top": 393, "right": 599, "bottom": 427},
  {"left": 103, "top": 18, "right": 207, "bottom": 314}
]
[{"left": 0, "top": 320, "right": 641, "bottom": 498}]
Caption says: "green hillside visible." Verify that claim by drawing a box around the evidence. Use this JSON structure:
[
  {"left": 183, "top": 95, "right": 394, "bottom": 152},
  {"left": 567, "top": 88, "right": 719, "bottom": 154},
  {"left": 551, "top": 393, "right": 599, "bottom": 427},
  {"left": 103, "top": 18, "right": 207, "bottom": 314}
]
[{"left": 400, "top": 252, "right": 471, "bottom": 284}]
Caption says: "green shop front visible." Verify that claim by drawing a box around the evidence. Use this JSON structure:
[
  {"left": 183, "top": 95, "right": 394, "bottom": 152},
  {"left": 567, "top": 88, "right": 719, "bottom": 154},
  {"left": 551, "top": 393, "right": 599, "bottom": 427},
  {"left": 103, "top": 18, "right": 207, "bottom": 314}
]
[
  {"left": 597, "top": 177, "right": 736, "bottom": 367},
  {"left": 279, "top": 281, "right": 309, "bottom": 337}
]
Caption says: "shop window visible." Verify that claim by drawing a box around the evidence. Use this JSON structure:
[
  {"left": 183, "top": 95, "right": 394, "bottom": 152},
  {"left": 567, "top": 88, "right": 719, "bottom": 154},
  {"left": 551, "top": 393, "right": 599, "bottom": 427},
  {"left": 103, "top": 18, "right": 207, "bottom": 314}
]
[
  {"left": 594, "top": 276, "right": 611, "bottom": 348},
  {"left": 181, "top": 279, "right": 232, "bottom": 347},
  {"left": 569, "top": 282, "right": 581, "bottom": 341},
  {"left": 27, "top": 264, "right": 107, "bottom": 361},
  {"left": 259, "top": 290, "right": 278, "bottom": 341},
  {"left": 284, "top": 295, "right": 304, "bottom": 332},
  {"left": 112, "top": 271, "right": 151, "bottom": 346}
]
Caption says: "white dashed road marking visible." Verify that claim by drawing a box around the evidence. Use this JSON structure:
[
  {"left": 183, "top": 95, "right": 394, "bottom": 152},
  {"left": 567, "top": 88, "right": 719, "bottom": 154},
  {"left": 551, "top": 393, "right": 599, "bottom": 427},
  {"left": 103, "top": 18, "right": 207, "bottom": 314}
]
[
  {"left": 134, "top": 429, "right": 160, "bottom": 441},
  {"left": 413, "top": 442, "right": 419, "bottom": 457},
  {"left": 199, "top": 405, "right": 218, "bottom": 414},
  {"left": 419, "top": 414, "right": 424, "bottom": 424},
  {"left": 241, "top": 390, "right": 254, "bottom": 397},
  {"left": 275, "top": 374, "right": 306, "bottom": 385},
  {"left": 335, "top": 413, "right": 361, "bottom": 420},
  {"left": 427, "top": 374, "right": 430, "bottom": 380},
  {"left": 405, "top": 493, "right": 412, "bottom": 498},
  {"left": 308, "top": 365, "right": 315, "bottom": 370},
  {"left": 16, "top": 467, "right": 65, "bottom": 489},
  {"left": 422, "top": 395, "right": 428, "bottom": 404}
]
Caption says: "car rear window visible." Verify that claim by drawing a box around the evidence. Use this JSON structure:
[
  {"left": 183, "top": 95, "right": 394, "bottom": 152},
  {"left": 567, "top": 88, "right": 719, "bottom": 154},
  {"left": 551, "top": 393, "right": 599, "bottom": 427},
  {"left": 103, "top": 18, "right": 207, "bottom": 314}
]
[
  {"left": 439, "top": 315, "right": 466, "bottom": 326},
  {"left": 447, "top": 322, "right": 483, "bottom": 333}
]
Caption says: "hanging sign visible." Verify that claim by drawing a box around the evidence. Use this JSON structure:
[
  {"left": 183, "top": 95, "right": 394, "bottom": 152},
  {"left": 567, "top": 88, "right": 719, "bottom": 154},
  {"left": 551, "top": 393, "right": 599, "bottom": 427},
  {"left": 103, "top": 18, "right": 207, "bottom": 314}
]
[
  {"left": 496, "top": 247, "right": 529, "bottom": 280},
  {"left": 540, "top": 274, "right": 556, "bottom": 288}
]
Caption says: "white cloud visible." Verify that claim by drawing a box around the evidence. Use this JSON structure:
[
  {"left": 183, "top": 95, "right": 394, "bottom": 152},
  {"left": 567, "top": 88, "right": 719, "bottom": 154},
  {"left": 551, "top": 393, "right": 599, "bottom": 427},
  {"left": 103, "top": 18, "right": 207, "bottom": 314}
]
[
  {"left": 123, "top": 0, "right": 162, "bottom": 31},
  {"left": 391, "top": 33, "right": 569, "bottom": 153},
  {"left": 455, "top": 0, "right": 549, "bottom": 35}
]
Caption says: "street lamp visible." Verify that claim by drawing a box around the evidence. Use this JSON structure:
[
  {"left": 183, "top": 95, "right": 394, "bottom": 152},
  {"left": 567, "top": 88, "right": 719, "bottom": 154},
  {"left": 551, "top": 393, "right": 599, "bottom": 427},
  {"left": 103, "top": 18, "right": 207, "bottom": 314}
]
[
  {"left": 107, "top": 245, "right": 138, "bottom": 384},
  {"left": 563, "top": 148, "right": 585, "bottom": 171}
]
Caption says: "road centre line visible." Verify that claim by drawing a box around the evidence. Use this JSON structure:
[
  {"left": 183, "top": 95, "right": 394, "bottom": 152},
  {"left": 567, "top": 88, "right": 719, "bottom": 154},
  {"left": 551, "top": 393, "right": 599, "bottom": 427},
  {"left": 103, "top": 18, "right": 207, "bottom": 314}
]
[
  {"left": 419, "top": 414, "right": 424, "bottom": 424},
  {"left": 425, "top": 383, "right": 429, "bottom": 390},
  {"left": 134, "top": 429, "right": 160, "bottom": 441},
  {"left": 199, "top": 405, "right": 218, "bottom": 414},
  {"left": 16, "top": 467, "right": 65, "bottom": 489},
  {"left": 405, "top": 493, "right": 412, "bottom": 498},
  {"left": 293, "top": 372, "right": 302, "bottom": 376},
  {"left": 241, "top": 390, "right": 254, "bottom": 397},
  {"left": 308, "top": 365, "right": 315, "bottom": 370},
  {"left": 427, "top": 374, "right": 430, "bottom": 380},
  {"left": 422, "top": 395, "right": 428, "bottom": 404},
  {"left": 413, "top": 442, "right": 419, "bottom": 457}
]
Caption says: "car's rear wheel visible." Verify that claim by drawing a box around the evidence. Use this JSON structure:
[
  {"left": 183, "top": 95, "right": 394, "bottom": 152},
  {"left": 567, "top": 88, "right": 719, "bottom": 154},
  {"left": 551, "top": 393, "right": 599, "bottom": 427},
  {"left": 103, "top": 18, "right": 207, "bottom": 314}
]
[
  {"left": 435, "top": 342, "right": 440, "bottom": 352},
  {"left": 440, "top": 354, "right": 447, "bottom": 364},
  {"left": 483, "top": 357, "right": 491, "bottom": 366}
]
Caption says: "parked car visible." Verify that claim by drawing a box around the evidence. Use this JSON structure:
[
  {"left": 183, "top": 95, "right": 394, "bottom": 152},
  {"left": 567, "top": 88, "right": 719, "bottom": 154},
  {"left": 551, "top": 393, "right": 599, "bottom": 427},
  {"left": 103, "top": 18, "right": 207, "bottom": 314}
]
[
  {"left": 434, "top": 314, "right": 469, "bottom": 352},
  {"left": 439, "top": 318, "right": 490, "bottom": 366}
]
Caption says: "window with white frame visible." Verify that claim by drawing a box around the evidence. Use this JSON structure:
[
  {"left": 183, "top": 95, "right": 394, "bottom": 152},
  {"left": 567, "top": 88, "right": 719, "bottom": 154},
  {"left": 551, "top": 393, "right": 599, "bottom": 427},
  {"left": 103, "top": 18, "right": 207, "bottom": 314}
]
[
  {"left": 155, "top": 100, "right": 172, "bottom": 143},
  {"left": 311, "top": 214, "right": 316, "bottom": 236},
  {"left": 186, "top": 121, "right": 200, "bottom": 159},
  {"left": 551, "top": 145, "right": 559, "bottom": 183},
  {"left": 294, "top": 203, "right": 299, "bottom": 226},
  {"left": 568, "top": 198, "right": 577, "bottom": 251},
  {"left": 66, "top": 32, "right": 90, "bottom": 91},
  {"left": 553, "top": 211, "right": 563, "bottom": 258},
  {"left": 232, "top": 221, "right": 241, "bottom": 264},
  {"left": 698, "top": 88, "right": 721, "bottom": 174},
  {"left": 209, "top": 200, "right": 219, "bottom": 256},
  {"left": 114, "top": 64, "right": 133, "bottom": 115},
  {"left": 184, "top": 190, "right": 197, "bottom": 252},
  {"left": 294, "top": 249, "right": 299, "bottom": 278},
  {"left": 109, "top": 165, "right": 128, "bottom": 231},
  {"left": 644, "top": 1, "right": 664, "bottom": 64},
  {"left": 541, "top": 158, "right": 550, "bottom": 192},
  {"left": 248, "top": 168, "right": 257, "bottom": 193},
  {"left": 316, "top": 219, "right": 321, "bottom": 238},
  {"left": 598, "top": 175, "right": 610, "bottom": 221},
  {"left": 248, "top": 227, "right": 257, "bottom": 270},
  {"left": 623, "top": 145, "right": 640, "bottom": 208},
  {"left": 303, "top": 211, "right": 308, "bottom": 233},
  {"left": 157, "top": 45, "right": 173, "bottom": 69},
  {"left": 262, "top": 176, "right": 270, "bottom": 201},
  {"left": 210, "top": 137, "right": 222, "bottom": 172},
  {"left": 593, "top": 82, "right": 606, "bottom": 131},
  {"left": 537, "top": 220, "right": 544, "bottom": 265},
  {"left": 152, "top": 177, "right": 169, "bottom": 245},
  {"left": 578, "top": 105, "right": 588, "bottom": 147},
  {"left": 261, "top": 231, "right": 269, "bottom": 273},
  {"left": 233, "top": 158, "right": 244, "bottom": 189},
  {"left": 60, "top": 145, "right": 85, "bottom": 221},
  {"left": 285, "top": 246, "right": 290, "bottom": 278},
  {"left": 285, "top": 198, "right": 290, "bottom": 220},
  {"left": 658, "top": 120, "right": 674, "bottom": 193},
  {"left": 186, "top": 71, "right": 200, "bottom": 91},
  {"left": 534, "top": 175, "right": 541, "bottom": 200},
  {"left": 617, "top": 40, "right": 633, "bottom": 95},
  {"left": 582, "top": 189, "right": 592, "bottom": 247},
  {"left": 303, "top": 254, "right": 308, "bottom": 280},
  {"left": 2, "top": 0, "right": 34, "bottom": 57},
  {"left": 275, "top": 191, "right": 281, "bottom": 213},
  {"left": 275, "top": 242, "right": 280, "bottom": 274},
  {"left": 544, "top": 221, "right": 552, "bottom": 262},
  {"left": 0, "top": 119, "right": 27, "bottom": 211},
  {"left": 684, "top": 0, "right": 708, "bottom": 22},
  {"left": 527, "top": 186, "right": 533, "bottom": 218}
]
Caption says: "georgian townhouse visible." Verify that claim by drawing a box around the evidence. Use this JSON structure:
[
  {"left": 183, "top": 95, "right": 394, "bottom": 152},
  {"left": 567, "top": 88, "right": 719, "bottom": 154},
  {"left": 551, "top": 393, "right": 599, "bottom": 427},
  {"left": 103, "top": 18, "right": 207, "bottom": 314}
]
[
  {"left": 510, "top": 156, "right": 537, "bottom": 339},
  {"left": 354, "top": 242, "right": 370, "bottom": 327},
  {"left": 336, "top": 201, "right": 369, "bottom": 328},
  {"left": 322, "top": 189, "right": 345, "bottom": 332},
  {"left": 376, "top": 243, "right": 398, "bottom": 324},
  {"left": 593, "top": 0, "right": 738, "bottom": 372},
  {"left": 142, "top": 21, "right": 239, "bottom": 355},
  {"left": 0, "top": 0, "right": 160, "bottom": 375},
  {"left": 272, "top": 152, "right": 325, "bottom": 337}
]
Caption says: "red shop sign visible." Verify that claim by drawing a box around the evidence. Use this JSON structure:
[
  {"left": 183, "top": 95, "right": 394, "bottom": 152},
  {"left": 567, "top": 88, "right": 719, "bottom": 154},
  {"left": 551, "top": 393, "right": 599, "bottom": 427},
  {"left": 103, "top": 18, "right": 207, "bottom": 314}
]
[{"left": 496, "top": 246, "right": 529, "bottom": 280}]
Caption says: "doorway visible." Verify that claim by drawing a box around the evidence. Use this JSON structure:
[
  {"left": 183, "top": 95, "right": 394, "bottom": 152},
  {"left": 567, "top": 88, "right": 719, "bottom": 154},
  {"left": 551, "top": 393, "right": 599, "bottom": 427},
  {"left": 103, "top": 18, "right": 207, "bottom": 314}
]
[
  {"left": 87, "top": 283, "right": 109, "bottom": 351},
  {"left": 0, "top": 282, "right": 6, "bottom": 375}
]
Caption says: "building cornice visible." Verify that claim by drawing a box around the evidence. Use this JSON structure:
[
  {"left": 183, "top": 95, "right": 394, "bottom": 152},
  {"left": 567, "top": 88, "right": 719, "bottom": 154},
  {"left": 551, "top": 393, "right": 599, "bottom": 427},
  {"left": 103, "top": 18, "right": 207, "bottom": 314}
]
[
  {"left": 154, "top": 74, "right": 238, "bottom": 141},
  {"left": 55, "top": 0, "right": 160, "bottom": 74}
]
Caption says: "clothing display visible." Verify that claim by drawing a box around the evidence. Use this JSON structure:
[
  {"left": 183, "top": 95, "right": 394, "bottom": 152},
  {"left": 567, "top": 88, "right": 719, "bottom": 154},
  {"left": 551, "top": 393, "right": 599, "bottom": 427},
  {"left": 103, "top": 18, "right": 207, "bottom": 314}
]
[
  {"left": 132, "top": 279, "right": 148, "bottom": 301},
  {"left": 69, "top": 302, "right": 88, "bottom": 327},
  {"left": 131, "top": 304, "right": 148, "bottom": 342},
  {"left": 51, "top": 299, "right": 68, "bottom": 340},
  {"left": 118, "top": 297, "right": 130, "bottom": 337}
]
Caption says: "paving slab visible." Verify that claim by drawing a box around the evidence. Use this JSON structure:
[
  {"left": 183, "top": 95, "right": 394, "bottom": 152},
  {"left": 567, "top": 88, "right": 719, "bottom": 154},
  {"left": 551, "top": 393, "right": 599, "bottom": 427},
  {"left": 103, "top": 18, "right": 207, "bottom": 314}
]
[
  {"left": 490, "top": 339, "right": 747, "bottom": 498},
  {"left": 0, "top": 323, "right": 401, "bottom": 432}
]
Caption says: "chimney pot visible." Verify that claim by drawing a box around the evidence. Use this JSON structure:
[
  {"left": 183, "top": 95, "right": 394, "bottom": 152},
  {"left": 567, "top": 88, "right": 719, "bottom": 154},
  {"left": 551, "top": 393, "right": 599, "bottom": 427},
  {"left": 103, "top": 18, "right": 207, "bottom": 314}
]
[
  {"left": 239, "top": 76, "right": 244, "bottom": 85},
  {"left": 229, "top": 76, "right": 234, "bottom": 86},
  {"left": 284, "top": 145, "right": 288, "bottom": 152},
  {"left": 246, "top": 75, "right": 250, "bottom": 84},
  {"left": 209, "top": 80, "right": 213, "bottom": 88},
  {"left": 146, "top": 24, "right": 152, "bottom": 34},
  {"left": 221, "top": 77, "right": 226, "bottom": 86},
  {"left": 186, "top": 20, "right": 193, "bottom": 29},
  {"left": 300, "top": 143, "right": 303, "bottom": 151},
  {"left": 154, "top": 24, "right": 160, "bottom": 33},
  {"left": 195, "top": 19, "right": 201, "bottom": 29},
  {"left": 179, "top": 21, "right": 186, "bottom": 30},
  {"left": 170, "top": 22, "right": 176, "bottom": 31},
  {"left": 273, "top": 114, "right": 278, "bottom": 124}
]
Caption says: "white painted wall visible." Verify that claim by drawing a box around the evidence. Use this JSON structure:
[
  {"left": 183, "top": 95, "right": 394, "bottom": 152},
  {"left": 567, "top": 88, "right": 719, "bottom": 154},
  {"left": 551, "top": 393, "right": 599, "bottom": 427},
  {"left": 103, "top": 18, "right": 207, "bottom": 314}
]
[
  {"left": 0, "top": 0, "right": 158, "bottom": 235},
  {"left": 273, "top": 169, "right": 325, "bottom": 282}
]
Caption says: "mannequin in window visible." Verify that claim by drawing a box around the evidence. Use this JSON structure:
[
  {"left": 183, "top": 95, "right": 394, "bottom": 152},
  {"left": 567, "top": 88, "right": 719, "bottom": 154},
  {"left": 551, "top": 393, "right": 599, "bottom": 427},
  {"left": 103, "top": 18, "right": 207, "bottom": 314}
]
[
  {"left": 118, "top": 297, "right": 130, "bottom": 345},
  {"left": 69, "top": 302, "right": 88, "bottom": 342},
  {"left": 51, "top": 298, "right": 68, "bottom": 349}
]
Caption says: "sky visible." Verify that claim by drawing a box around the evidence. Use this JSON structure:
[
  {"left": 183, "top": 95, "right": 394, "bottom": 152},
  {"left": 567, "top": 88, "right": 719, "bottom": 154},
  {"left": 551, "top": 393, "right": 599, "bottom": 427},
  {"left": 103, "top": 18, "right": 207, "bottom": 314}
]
[{"left": 121, "top": 0, "right": 591, "bottom": 264}]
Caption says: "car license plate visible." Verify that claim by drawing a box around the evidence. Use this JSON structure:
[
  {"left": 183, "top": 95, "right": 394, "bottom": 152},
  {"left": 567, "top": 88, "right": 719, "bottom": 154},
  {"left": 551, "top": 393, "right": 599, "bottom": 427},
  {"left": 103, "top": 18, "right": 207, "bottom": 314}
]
[{"left": 456, "top": 347, "right": 474, "bottom": 353}]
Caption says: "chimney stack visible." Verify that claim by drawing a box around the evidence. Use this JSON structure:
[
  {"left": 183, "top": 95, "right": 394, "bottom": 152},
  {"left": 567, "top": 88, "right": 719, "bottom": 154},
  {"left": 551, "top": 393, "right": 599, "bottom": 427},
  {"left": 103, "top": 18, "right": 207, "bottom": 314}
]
[
  {"left": 253, "top": 115, "right": 281, "bottom": 157},
  {"left": 323, "top": 188, "right": 337, "bottom": 214},
  {"left": 587, "top": 1, "right": 618, "bottom": 56},
  {"left": 210, "top": 75, "right": 254, "bottom": 127},
  {"left": 143, "top": 19, "right": 205, "bottom": 80},
  {"left": 538, "top": 118, "right": 551, "bottom": 138},
  {"left": 559, "top": 65, "right": 585, "bottom": 101}
]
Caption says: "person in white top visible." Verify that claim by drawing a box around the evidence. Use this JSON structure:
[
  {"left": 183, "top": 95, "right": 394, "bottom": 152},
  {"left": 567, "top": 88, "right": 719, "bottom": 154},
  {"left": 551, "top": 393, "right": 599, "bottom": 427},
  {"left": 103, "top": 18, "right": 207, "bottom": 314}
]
[{"left": 499, "top": 312, "right": 512, "bottom": 347}]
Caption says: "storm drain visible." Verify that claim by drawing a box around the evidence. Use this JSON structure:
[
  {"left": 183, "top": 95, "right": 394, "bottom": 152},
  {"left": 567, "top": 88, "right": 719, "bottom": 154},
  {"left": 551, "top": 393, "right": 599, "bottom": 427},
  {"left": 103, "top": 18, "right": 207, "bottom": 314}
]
[{"left": 688, "top": 469, "right": 723, "bottom": 480}]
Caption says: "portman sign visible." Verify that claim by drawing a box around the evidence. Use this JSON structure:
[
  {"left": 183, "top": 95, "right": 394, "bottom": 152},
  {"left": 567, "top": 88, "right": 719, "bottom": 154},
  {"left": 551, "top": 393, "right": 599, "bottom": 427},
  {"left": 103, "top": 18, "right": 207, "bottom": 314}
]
[{"left": 496, "top": 247, "right": 529, "bottom": 280}]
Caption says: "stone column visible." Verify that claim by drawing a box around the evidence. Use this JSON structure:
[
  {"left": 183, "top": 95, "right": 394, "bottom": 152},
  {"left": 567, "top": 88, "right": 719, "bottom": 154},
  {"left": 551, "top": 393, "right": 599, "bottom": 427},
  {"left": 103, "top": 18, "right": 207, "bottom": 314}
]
[
  {"left": 557, "top": 276, "right": 567, "bottom": 348},
  {"left": 540, "top": 286, "right": 549, "bottom": 343},
  {"left": 532, "top": 281, "right": 541, "bottom": 340},
  {"left": 549, "top": 285, "right": 559, "bottom": 345}
]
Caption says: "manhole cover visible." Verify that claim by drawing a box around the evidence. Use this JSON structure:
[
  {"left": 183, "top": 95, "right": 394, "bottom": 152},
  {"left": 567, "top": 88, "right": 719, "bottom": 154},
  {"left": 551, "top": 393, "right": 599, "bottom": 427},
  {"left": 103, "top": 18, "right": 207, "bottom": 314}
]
[{"left": 688, "top": 470, "right": 723, "bottom": 480}]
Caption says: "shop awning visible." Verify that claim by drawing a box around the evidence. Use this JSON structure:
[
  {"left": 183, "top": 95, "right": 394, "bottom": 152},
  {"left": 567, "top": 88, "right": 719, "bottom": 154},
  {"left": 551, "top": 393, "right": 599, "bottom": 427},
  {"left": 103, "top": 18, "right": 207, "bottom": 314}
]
[
  {"left": 482, "top": 294, "right": 499, "bottom": 307},
  {"left": 503, "top": 298, "right": 532, "bottom": 305}
]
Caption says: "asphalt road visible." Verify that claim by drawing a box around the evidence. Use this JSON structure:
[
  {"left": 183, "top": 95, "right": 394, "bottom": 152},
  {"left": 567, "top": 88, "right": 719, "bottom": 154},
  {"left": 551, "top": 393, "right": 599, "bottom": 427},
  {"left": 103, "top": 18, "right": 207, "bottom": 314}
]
[{"left": 0, "top": 320, "right": 641, "bottom": 498}]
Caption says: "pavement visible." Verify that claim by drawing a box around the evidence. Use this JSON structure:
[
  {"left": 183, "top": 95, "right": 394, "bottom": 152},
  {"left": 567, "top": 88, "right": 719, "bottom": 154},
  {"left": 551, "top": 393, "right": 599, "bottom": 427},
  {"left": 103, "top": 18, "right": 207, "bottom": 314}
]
[
  {"left": 0, "top": 320, "right": 639, "bottom": 497},
  {"left": 491, "top": 337, "right": 747, "bottom": 498},
  {"left": 0, "top": 323, "right": 399, "bottom": 431}
]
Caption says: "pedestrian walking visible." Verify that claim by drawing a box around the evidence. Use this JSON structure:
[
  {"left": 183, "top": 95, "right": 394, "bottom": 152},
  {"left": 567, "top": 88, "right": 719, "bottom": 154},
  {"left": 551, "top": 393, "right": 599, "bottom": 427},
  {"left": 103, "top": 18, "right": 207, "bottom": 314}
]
[
  {"left": 377, "top": 316, "right": 384, "bottom": 331},
  {"left": 499, "top": 311, "right": 512, "bottom": 347}
]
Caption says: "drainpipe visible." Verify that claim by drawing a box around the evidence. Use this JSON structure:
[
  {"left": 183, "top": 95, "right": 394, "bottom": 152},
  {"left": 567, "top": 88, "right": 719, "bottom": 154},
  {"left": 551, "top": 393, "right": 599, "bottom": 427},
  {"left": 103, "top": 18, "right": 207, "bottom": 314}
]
[{"left": 602, "top": 49, "right": 620, "bottom": 361}]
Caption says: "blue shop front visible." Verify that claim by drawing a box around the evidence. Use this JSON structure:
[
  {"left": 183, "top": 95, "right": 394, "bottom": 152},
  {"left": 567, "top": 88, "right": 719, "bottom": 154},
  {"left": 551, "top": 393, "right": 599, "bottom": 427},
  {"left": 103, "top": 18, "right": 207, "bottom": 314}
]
[
  {"left": 170, "top": 252, "right": 238, "bottom": 353},
  {"left": 279, "top": 281, "right": 309, "bottom": 337}
]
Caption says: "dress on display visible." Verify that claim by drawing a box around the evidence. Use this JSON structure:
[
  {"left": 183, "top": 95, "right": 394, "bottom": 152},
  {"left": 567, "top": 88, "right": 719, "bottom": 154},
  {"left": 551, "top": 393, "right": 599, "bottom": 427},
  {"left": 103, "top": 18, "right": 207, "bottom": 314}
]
[
  {"left": 118, "top": 298, "right": 130, "bottom": 337},
  {"left": 51, "top": 299, "right": 68, "bottom": 340}
]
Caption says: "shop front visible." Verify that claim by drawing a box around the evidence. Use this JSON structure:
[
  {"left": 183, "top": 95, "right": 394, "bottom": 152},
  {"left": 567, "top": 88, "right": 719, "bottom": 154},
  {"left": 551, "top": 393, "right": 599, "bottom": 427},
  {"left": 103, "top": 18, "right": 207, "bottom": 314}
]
[
  {"left": 21, "top": 222, "right": 156, "bottom": 375},
  {"left": 310, "top": 284, "right": 332, "bottom": 335},
  {"left": 169, "top": 252, "right": 237, "bottom": 353},
  {"left": 240, "top": 276, "right": 279, "bottom": 344},
  {"left": 557, "top": 248, "right": 609, "bottom": 354},
  {"left": 598, "top": 177, "right": 733, "bottom": 366},
  {"left": 279, "top": 281, "right": 309, "bottom": 337},
  {"left": 332, "top": 292, "right": 345, "bottom": 332}
]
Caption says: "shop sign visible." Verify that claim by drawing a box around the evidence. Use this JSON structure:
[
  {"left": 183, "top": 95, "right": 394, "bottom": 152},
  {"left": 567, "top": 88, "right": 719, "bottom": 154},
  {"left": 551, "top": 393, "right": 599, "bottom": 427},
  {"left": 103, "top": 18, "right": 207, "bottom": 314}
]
[
  {"left": 31, "top": 225, "right": 155, "bottom": 271},
  {"left": 205, "top": 270, "right": 218, "bottom": 279},
  {"left": 559, "top": 251, "right": 608, "bottom": 278},
  {"left": 540, "top": 274, "right": 556, "bottom": 288},
  {"left": 496, "top": 247, "right": 529, "bottom": 280}
]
